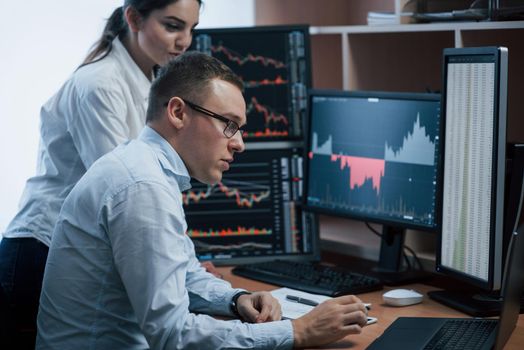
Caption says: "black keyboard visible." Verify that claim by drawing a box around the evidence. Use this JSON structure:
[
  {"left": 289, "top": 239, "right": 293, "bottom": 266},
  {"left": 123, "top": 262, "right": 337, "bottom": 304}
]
[
  {"left": 232, "top": 260, "right": 383, "bottom": 296},
  {"left": 423, "top": 319, "right": 498, "bottom": 350}
]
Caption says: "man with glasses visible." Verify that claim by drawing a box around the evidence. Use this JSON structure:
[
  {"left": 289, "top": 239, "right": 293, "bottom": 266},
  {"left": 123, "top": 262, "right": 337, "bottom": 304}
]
[{"left": 36, "top": 52, "right": 368, "bottom": 349}]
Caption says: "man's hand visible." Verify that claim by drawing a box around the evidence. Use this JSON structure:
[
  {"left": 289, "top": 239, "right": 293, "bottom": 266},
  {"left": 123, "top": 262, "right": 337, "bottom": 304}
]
[
  {"left": 236, "top": 291, "right": 282, "bottom": 323},
  {"left": 291, "top": 295, "right": 368, "bottom": 348}
]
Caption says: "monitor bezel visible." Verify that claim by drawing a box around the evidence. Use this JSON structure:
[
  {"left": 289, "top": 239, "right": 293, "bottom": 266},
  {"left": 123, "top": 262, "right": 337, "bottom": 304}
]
[
  {"left": 302, "top": 89, "right": 442, "bottom": 233},
  {"left": 191, "top": 24, "right": 313, "bottom": 142},
  {"left": 435, "top": 46, "right": 508, "bottom": 291}
]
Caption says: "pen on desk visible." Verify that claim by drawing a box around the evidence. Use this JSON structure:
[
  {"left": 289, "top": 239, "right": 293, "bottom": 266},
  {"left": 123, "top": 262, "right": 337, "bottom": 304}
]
[
  {"left": 285, "top": 295, "right": 371, "bottom": 310},
  {"left": 286, "top": 294, "right": 319, "bottom": 306}
]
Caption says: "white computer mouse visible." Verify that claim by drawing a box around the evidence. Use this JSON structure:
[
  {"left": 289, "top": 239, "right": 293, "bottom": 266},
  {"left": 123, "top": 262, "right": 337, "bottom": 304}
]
[{"left": 382, "top": 289, "right": 423, "bottom": 307}]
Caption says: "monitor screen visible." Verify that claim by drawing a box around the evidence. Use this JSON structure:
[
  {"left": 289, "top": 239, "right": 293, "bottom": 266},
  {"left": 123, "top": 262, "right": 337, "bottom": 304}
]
[
  {"left": 190, "top": 25, "right": 311, "bottom": 140},
  {"left": 184, "top": 144, "right": 319, "bottom": 265},
  {"left": 304, "top": 90, "right": 441, "bottom": 231},
  {"left": 436, "top": 47, "right": 508, "bottom": 291},
  {"left": 302, "top": 90, "right": 441, "bottom": 284}
]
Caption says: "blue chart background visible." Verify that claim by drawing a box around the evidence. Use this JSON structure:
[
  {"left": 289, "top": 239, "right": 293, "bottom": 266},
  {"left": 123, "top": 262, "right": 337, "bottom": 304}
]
[{"left": 306, "top": 96, "right": 441, "bottom": 228}]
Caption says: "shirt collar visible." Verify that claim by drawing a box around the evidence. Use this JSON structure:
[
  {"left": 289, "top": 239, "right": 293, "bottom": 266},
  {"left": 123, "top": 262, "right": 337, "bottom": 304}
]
[
  {"left": 138, "top": 126, "right": 192, "bottom": 191},
  {"left": 111, "top": 37, "right": 151, "bottom": 103}
]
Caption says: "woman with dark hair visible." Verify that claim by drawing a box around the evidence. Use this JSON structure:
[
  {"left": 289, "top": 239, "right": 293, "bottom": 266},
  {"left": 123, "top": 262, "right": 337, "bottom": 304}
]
[{"left": 0, "top": 1, "right": 201, "bottom": 348}]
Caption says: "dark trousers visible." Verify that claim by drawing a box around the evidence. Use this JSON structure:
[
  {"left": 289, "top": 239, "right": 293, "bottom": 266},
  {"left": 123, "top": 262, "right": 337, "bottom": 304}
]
[{"left": 0, "top": 237, "right": 49, "bottom": 349}]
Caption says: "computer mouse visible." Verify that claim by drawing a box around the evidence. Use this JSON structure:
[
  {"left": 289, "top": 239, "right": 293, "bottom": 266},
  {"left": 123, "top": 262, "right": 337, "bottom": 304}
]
[{"left": 382, "top": 289, "right": 423, "bottom": 306}]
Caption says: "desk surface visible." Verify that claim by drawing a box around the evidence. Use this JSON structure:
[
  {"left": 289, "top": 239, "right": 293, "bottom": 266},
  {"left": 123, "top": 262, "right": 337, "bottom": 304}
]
[{"left": 218, "top": 266, "right": 524, "bottom": 350}]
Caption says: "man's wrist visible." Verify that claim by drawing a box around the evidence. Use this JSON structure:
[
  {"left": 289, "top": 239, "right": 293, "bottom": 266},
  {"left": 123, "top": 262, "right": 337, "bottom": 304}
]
[
  {"left": 291, "top": 318, "right": 307, "bottom": 348},
  {"left": 230, "top": 291, "right": 251, "bottom": 318}
]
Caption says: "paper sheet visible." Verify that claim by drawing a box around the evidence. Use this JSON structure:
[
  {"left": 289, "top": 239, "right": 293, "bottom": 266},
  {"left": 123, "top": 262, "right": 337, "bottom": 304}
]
[
  {"left": 270, "top": 287, "right": 331, "bottom": 319},
  {"left": 270, "top": 287, "right": 376, "bottom": 325}
]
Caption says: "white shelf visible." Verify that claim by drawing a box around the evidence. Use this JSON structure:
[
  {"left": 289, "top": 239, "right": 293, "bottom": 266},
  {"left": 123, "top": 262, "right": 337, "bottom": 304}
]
[{"left": 310, "top": 20, "right": 524, "bottom": 34}]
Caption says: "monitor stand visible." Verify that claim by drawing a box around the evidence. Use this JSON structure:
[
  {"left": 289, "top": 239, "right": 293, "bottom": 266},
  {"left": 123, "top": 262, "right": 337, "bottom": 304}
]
[
  {"left": 429, "top": 290, "right": 496, "bottom": 317},
  {"left": 372, "top": 225, "right": 432, "bottom": 285},
  {"left": 428, "top": 286, "right": 524, "bottom": 317}
]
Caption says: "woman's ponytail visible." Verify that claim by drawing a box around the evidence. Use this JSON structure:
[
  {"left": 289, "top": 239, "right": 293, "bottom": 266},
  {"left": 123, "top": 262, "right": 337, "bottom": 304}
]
[{"left": 79, "top": 6, "right": 126, "bottom": 68}]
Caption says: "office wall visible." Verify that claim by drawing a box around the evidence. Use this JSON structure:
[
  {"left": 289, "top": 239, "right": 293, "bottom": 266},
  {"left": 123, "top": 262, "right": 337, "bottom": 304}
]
[{"left": 0, "top": 0, "right": 254, "bottom": 233}]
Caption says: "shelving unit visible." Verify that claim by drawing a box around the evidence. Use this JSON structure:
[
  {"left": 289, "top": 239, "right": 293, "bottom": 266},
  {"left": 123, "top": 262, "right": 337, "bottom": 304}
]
[{"left": 310, "top": 20, "right": 524, "bottom": 89}]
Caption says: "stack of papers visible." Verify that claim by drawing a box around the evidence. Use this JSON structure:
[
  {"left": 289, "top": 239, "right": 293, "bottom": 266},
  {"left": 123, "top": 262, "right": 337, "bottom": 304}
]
[{"left": 367, "top": 11, "right": 413, "bottom": 25}]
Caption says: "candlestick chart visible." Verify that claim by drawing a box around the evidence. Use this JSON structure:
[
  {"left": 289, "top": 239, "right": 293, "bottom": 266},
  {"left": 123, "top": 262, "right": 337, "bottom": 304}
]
[
  {"left": 184, "top": 147, "right": 312, "bottom": 261},
  {"left": 192, "top": 26, "right": 310, "bottom": 140}
]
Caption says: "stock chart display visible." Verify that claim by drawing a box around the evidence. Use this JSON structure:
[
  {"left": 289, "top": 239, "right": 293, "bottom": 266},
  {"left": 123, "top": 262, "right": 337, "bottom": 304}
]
[
  {"left": 192, "top": 26, "right": 310, "bottom": 140},
  {"left": 305, "top": 93, "right": 441, "bottom": 229},
  {"left": 184, "top": 147, "right": 313, "bottom": 261}
]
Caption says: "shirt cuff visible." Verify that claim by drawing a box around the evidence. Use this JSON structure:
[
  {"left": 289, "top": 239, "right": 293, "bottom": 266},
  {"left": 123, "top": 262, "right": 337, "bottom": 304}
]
[
  {"left": 251, "top": 319, "right": 294, "bottom": 350},
  {"left": 223, "top": 288, "right": 249, "bottom": 317}
]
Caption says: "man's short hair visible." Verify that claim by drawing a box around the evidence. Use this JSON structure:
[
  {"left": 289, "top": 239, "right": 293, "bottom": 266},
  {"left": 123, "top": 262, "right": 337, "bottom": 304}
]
[{"left": 146, "top": 52, "right": 243, "bottom": 122}]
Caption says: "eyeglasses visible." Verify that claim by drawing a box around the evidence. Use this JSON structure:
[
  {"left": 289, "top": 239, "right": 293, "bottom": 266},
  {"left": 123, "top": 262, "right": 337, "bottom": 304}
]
[{"left": 181, "top": 98, "right": 242, "bottom": 139}]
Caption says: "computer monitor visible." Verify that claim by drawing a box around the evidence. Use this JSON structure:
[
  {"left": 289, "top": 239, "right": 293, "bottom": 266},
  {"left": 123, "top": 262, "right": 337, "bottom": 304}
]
[
  {"left": 190, "top": 25, "right": 311, "bottom": 140},
  {"left": 429, "top": 46, "right": 511, "bottom": 316},
  {"left": 303, "top": 89, "right": 442, "bottom": 284},
  {"left": 185, "top": 25, "right": 314, "bottom": 264},
  {"left": 184, "top": 144, "right": 319, "bottom": 265}
]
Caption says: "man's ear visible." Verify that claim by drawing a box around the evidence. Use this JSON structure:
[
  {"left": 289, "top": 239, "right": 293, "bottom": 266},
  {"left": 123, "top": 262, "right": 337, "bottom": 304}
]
[
  {"left": 124, "top": 6, "right": 143, "bottom": 33},
  {"left": 166, "top": 97, "right": 186, "bottom": 130}
]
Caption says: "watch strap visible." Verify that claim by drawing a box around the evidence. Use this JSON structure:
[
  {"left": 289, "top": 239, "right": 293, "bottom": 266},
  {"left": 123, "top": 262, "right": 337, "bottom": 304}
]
[{"left": 230, "top": 291, "right": 251, "bottom": 318}]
